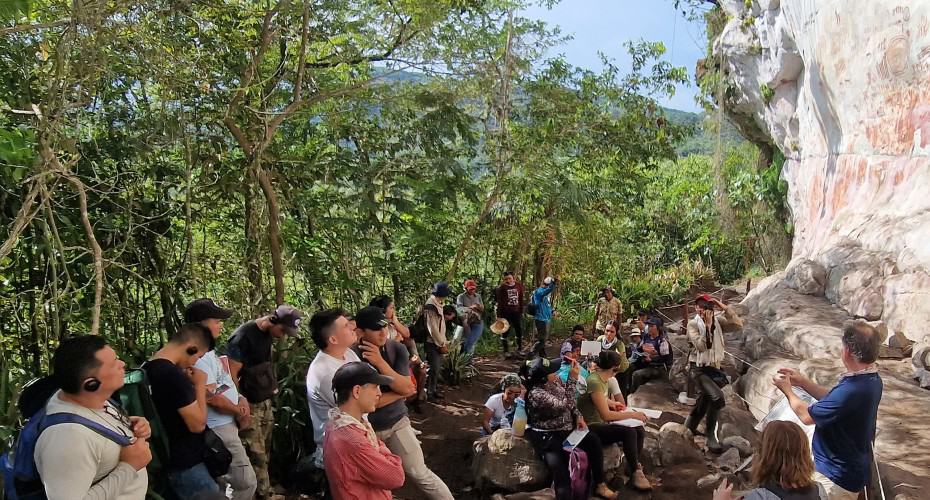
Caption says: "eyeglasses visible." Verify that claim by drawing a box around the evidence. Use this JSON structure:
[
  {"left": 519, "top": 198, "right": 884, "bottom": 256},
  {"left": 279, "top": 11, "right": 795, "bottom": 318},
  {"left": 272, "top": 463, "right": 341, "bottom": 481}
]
[{"left": 103, "top": 402, "right": 136, "bottom": 443}]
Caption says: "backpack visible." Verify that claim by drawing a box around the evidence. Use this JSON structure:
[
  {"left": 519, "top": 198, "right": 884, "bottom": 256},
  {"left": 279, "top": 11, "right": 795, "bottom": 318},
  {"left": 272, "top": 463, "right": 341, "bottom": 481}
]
[
  {"left": 567, "top": 447, "right": 591, "bottom": 499},
  {"left": 409, "top": 304, "right": 437, "bottom": 343},
  {"left": 1, "top": 377, "right": 134, "bottom": 500},
  {"left": 526, "top": 292, "right": 539, "bottom": 317}
]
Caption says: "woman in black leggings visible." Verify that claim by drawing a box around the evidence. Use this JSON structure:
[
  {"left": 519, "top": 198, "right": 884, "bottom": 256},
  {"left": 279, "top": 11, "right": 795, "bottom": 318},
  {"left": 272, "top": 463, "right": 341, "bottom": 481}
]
[
  {"left": 520, "top": 357, "right": 617, "bottom": 499},
  {"left": 578, "top": 350, "right": 654, "bottom": 491}
]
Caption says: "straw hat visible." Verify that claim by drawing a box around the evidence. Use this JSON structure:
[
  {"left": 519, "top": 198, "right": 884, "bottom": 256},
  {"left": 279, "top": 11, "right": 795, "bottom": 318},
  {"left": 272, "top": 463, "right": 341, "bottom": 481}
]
[{"left": 490, "top": 317, "right": 510, "bottom": 335}]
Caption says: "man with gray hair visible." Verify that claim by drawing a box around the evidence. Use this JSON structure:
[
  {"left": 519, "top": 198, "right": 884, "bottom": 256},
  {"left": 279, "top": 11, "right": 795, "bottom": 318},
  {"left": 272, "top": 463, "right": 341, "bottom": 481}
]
[{"left": 773, "top": 321, "right": 883, "bottom": 500}]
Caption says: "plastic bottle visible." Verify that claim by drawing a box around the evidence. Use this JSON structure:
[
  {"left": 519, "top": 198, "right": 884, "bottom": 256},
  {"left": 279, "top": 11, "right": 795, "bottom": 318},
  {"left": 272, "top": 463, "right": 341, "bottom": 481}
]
[{"left": 512, "top": 397, "right": 527, "bottom": 437}]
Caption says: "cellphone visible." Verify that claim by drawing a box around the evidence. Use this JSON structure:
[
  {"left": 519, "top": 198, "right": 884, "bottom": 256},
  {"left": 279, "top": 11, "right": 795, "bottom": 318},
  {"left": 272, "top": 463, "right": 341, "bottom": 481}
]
[{"left": 212, "top": 384, "right": 231, "bottom": 397}]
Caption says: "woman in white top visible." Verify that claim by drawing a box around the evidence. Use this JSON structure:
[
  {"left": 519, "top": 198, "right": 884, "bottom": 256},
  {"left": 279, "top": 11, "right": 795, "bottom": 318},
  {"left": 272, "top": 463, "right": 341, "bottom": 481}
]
[{"left": 481, "top": 373, "right": 523, "bottom": 435}]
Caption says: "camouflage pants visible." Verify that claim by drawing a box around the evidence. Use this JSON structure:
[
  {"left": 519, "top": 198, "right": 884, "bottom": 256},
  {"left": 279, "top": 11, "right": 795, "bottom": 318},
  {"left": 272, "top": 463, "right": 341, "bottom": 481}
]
[{"left": 241, "top": 399, "right": 274, "bottom": 498}]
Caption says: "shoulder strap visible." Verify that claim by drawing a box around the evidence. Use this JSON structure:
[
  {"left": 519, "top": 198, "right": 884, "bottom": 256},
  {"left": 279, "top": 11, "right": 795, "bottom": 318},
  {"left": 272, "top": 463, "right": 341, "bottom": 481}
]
[{"left": 39, "top": 413, "right": 134, "bottom": 447}]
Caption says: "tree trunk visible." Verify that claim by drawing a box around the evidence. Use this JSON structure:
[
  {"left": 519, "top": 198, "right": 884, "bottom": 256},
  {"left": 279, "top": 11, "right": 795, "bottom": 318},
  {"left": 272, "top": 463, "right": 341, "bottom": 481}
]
[
  {"left": 255, "top": 163, "right": 286, "bottom": 306},
  {"left": 244, "top": 174, "right": 264, "bottom": 316}
]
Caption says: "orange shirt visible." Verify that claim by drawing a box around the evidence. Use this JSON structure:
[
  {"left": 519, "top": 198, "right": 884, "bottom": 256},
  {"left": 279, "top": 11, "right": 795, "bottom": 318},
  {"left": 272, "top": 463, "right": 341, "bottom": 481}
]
[{"left": 322, "top": 420, "right": 405, "bottom": 500}]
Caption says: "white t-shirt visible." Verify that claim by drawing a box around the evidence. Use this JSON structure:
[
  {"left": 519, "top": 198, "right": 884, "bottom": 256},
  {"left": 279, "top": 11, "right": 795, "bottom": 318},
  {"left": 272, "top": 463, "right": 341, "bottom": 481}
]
[
  {"left": 484, "top": 393, "right": 513, "bottom": 430},
  {"left": 194, "top": 350, "right": 240, "bottom": 429},
  {"left": 306, "top": 349, "right": 360, "bottom": 466},
  {"left": 607, "top": 376, "right": 622, "bottom": 398}
]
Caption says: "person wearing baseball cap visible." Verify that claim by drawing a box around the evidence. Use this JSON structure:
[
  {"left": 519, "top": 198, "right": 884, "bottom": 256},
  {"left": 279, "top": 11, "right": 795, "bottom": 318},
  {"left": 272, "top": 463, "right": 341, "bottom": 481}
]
[
  {"left": 594, "top": 286, "right": 623, "bottom": 337},
  {"left": 226, "top": 303, "right": 303, "bottom": 498},
  {"left": 187, "top": 299, "right": 257, "bottom": 500},
  {"left": 351, "top": 306, "right": 453, "bottom": 500},
  {"left": 455, "top": 279, "right": 485, "bottom": 356},
  {"left": 323, "top": 362, "right": 404, "bottom": 500},
  {"left": 685, "top": 294, "right": 743, "bottom": 453}
]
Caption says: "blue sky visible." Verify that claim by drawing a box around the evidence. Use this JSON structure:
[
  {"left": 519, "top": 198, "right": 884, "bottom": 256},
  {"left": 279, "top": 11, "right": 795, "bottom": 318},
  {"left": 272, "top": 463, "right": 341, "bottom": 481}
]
[{"left": 520, "top": 1, "right": 708, "bottom": 113}]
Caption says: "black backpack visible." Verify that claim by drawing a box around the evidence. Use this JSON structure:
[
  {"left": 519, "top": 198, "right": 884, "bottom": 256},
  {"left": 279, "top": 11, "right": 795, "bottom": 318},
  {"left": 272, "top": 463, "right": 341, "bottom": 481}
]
[{"left": 409, "top": 304, "right": 437, "bottom": 343}]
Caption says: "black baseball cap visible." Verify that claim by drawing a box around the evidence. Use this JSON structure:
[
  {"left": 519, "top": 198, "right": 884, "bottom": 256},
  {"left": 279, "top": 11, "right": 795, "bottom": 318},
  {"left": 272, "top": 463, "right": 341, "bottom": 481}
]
[
  {"left": 524, "top": 357, "right": 561, "bottom": 383},
  {"left": 356, "top": 306, "right": 390, "bottom": 330},
  {"left": 432, "top": 281, "right": 452, "bottom": 297},
  {"left": 332, "top": 362, "right": 394, "bottom": 398},
  {"left": 270, "top": 304, "right": 303, "bottom": 336},
  {"left": 184, "top": 298, "right": 234, "bottom": 323}
]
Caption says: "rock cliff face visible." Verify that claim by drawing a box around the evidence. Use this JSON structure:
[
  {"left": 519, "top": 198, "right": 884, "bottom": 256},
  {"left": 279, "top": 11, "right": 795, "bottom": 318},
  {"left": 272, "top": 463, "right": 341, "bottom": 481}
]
[{"left": 715, "top": 0, "right": 930, "bottom": 341}]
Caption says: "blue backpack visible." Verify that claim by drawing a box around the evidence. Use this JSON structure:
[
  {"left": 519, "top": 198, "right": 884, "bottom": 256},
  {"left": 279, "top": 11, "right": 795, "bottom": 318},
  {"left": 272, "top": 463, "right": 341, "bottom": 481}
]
[{"left": 1, "top": 377, "right": 134, "bottom": 500}]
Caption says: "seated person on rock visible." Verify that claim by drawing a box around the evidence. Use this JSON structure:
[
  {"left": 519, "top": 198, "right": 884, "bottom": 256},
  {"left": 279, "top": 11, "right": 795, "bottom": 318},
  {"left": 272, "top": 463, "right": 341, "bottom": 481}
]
[
  {"left": 559, "top": 325, "right": 586, "bottom": 358},
  {"left": 596, "top": 320, "right": 630, "bottom": 395},
  {"left": 520, "top": 357, "right": 617, "bottom": 500},
  {"left": 577, "top": 351, "right": 653, "bottom": 491},
  {"left": 714, "top": 420, "right": 825, "bottom": 500},
  {"left": 481, "top": 373, "right": 523, "bottom": 435},
  {"left": 629, "top": 318, "right": 672, "bottom": 394},
  {"left": 556, "top": 340, "right": 589, "bottom": 398}
]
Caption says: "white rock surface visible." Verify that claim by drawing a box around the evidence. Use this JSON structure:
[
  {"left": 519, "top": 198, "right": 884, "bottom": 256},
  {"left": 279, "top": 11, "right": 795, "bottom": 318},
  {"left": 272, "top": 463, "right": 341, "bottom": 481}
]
[{"left": 715, "top": 0, "right": 930, "bottom": 342}]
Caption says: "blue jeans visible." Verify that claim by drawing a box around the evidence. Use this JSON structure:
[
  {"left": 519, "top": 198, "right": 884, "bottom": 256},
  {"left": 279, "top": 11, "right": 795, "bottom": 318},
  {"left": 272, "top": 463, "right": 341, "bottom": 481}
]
[
  {"left": 168, "top": 462, "right": 219, "bottom": 498},
  {"left": 462, "top": 321, "right": 484, "bottom": 355}
]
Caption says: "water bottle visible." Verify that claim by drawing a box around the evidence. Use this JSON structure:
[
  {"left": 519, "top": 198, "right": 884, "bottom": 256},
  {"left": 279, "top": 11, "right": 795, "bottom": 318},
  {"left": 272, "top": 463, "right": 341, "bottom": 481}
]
[{"left": 512, "top": 397, "right": 527, "bottom": 437}]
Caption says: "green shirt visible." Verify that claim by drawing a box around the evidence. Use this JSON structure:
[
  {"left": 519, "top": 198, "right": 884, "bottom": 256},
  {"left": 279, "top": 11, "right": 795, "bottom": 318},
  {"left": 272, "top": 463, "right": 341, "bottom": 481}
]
[{"left": 578, "top": 372, "right": 609, "bottom": 424}]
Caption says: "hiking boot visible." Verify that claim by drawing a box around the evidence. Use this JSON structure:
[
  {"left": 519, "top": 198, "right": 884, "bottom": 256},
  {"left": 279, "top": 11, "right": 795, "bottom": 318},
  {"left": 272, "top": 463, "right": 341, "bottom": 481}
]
[
  {"left": 705, "top": 406, "right": 724, "bottom": 454},
  {"left": 594, "top": 482, "right": 618, "bottom": 499},
  {"left": 683, "top": 415, "right": 702, "bottom": 436},
  {"left": 630, "top": 466, "right": 652, "bottom": 491}
]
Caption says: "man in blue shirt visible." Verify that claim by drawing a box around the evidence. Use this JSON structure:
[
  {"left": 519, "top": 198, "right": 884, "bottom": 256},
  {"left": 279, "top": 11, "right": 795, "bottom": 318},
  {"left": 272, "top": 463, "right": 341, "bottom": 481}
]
[
  {"left": 531, "top": 276, "right": 557, "bottom": 357},
  {"left": 773, "top": 322, "right": 883, "bottom": 500}
]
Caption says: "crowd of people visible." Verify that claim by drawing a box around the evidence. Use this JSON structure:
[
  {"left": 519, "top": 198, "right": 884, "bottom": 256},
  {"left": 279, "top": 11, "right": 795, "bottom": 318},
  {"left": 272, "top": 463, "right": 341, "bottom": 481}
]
[{"left": 20, "top": 270, "right": 884, "bottom": 500}]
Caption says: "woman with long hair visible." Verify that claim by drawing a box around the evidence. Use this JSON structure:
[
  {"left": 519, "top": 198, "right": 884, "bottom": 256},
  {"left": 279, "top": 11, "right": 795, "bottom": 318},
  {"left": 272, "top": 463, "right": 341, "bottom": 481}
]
[
  {"left": 577, "top": 350, "right": 653, "bottom": 491},
  {"left": 714, "top": 420, "right": 825, "bottom": 500},
  {"left": 520, "top": 357, "right": 617, "bottom": 499}
]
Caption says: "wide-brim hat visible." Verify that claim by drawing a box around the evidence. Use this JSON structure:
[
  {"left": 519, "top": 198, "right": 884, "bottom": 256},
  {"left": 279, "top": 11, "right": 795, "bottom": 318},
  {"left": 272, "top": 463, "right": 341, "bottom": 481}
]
[{"left": 490, "top": 317, "right": 510, "bottom": 335}]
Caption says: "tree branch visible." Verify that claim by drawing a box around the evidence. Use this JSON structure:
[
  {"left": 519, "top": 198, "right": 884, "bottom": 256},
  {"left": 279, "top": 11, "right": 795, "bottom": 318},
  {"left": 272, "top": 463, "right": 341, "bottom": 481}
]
[
  {"left": 0, "top": 179, "right": 43, "bottom": 263},
  {"left": 306, "top": 17, "right": 417, "bottom": 69},
  {"left": 0, "top": 19, "right": 70, "bottom": 37}
]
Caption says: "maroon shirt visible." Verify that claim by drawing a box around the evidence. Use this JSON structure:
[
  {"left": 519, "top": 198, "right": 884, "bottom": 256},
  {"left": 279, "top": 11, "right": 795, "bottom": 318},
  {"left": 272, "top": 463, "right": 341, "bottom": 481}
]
[{"left": 495, "top": 283, "right": 525, "bottom": 315}]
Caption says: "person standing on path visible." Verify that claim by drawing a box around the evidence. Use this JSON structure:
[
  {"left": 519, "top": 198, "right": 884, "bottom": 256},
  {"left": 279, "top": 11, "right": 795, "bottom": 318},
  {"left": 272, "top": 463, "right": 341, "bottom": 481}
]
[
  {"left": 531, "top": 277, "right": 557, "bottom": 357},
  {"left": 187, "top": 299, "right": 257, "bottom": 500},
  {"left": 456, "top": 279, "right": 486, "bottom": 356},
  {"left": 323, "top": 362, "right": 405, "bottom": 500},
  {"left": 423, "top": 282, "right": 451, "bottom": 401},
  {"left": 685, "top": 295, "right": 743, "bottom": 454},
  {"left": 773, "top": 322, "right": 883, "bottom": 500},
  {"left": 593, "top": 286, "right": 623, "bottom": 337},
  {"left": 305, "top": 308, "right": 360, "bottom": 469},
  {"left": 351, "top": 306, "right": 453, "bottom": 500},
  {"left": 494, "top": 271, "right": 525, "bottom": 357},
  {"left": 227, "top": 304, "right": 303, "bottom": 499}
]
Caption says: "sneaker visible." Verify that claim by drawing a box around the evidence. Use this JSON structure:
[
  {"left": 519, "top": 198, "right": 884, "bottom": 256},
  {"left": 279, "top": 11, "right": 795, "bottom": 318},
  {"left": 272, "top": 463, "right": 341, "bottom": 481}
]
[
  {"left": 594, "top": 482, "right": 618, "bottom": 499},
  {"left": 630, "top": 467, "right": 653, "bottom": 491}
]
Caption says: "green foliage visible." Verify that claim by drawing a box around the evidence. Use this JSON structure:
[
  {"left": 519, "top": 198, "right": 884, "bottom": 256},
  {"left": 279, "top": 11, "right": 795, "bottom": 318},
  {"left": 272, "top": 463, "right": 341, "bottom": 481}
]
[
  {"left": 760, "top": 83, "right": 774, "bottom": 104},
  {"left": 442, "top": 340, "right": 480, "bottom": 386}
]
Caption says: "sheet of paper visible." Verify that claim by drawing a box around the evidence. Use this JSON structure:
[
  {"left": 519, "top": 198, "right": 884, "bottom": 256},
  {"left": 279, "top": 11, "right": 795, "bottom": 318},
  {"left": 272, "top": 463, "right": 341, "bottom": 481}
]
[
  {"left": 562, "top": 428, "right": 589, "bottom": 450},
  {"left": 611, "top": 419, "right": 645, "bottom": 427},
  {"left": 581, "top": 341, "right": 601, "bottom": 356},
  {"left": 755, "top": 387, "right": 817, "bottom": 442},
  {"left": 629, "top": 407, "right": 662, "bottom": 418}
]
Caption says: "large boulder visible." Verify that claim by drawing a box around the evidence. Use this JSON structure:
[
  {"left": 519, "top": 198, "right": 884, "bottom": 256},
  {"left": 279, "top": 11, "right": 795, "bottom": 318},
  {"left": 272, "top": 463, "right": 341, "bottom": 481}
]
[
  {"left": 823, "top": 245, "right": 895, "bottom": 320},
  {"left": 784, "top": 258, "right": 827, "bottom": 296},
  {"left": 656, "top": 422, "right": 704, "bottom": 466},
  {"left": 473, "top": 435, "right": 550, "bottom": 493}
]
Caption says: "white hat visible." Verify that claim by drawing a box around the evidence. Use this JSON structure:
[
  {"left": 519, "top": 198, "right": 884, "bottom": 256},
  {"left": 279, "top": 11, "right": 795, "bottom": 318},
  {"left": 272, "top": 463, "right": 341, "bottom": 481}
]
[
  {"left": 543, "top": 276, "right": 554, "bottom": 285},
  {"left": 630, "top": 327, "right": 642, "bottom": 337}
]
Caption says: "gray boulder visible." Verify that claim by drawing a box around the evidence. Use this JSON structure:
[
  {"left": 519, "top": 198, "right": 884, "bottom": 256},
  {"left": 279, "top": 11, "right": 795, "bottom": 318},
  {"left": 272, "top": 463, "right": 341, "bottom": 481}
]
[
  {"left": 784, "top": 258, "right": 827, "bottom": 296},
  {"left": 716, "top": 447, "right": 741, "bottom": 472},
  {"left": 721, "top": 436, "right": 753, "bottom": 457},
  {"left": 657, "top": 422, "right": 703, "bottom": 466},
  {"left": 473, "top": 435, "right": 550, "bottom": 493}
]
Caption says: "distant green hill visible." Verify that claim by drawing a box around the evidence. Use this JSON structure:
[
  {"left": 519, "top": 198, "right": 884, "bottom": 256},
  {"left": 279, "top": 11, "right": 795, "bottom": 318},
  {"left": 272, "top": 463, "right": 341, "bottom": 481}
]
[{"left": 373, "top": 68, "right": 745, "bottom": 157}]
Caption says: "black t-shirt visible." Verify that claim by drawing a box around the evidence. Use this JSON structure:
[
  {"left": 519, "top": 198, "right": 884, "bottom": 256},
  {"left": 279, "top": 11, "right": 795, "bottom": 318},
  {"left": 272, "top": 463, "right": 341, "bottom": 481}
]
[
  {"left": 351, "top": 340, "right": 410, "bottom": 431},
  {"left": 144, "top": 358, "right": 205, "bottom": 471},
  {"left": 227, "top": 320, "right": 273, "bottom": 367},
  {"left": 227, "top": 320, "right": 276, "bottom": 402}
]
